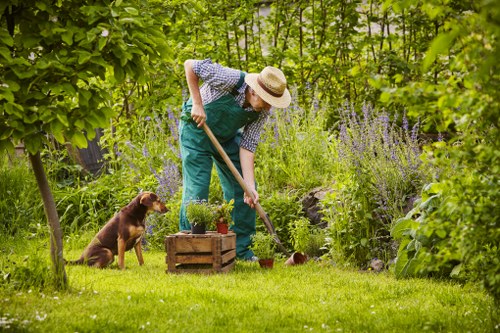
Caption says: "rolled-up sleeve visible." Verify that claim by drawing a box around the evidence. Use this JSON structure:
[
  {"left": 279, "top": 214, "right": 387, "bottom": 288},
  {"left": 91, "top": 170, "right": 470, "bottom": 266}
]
[
  {"left": 193, "top": 59, "right": 241, "bottom": 93},
  {"left": 240, "top": 112, "right": 268, "bottom": 153}
]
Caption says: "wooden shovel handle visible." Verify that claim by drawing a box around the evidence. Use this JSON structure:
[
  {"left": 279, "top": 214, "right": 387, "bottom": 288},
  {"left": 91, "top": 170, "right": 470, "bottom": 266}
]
[{"left": 202, "top": 124, "right": 289, "bottom": 255}]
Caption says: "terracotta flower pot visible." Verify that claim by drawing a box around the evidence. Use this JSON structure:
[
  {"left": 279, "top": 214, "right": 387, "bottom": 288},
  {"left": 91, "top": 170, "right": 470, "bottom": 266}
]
[
  {"left": 258, "top": 258, "right": 274, "bottom": 269},
  {"left": 216, "top": 222, "right": 228, "bottom": 234},
  {"left": 190, "top": 223, "right": 206, "bottom": 234},
  {"left": 284, "top": 252, "right": 308, "bottom": 266}
]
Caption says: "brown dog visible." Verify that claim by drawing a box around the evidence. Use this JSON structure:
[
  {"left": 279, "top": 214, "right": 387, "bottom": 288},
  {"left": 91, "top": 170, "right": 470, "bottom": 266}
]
[{"left": 68, "top": 192, "right": 168, "bottom": 269}]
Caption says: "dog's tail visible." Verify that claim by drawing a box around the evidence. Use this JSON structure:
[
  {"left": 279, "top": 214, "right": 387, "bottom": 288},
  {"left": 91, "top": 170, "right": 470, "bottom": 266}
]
[{"left": 64, "top": 257, "right": 85, "bottom": 265}]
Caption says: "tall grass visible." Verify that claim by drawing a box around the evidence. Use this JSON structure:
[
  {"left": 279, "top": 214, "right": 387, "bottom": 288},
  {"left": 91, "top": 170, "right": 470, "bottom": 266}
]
[
  {"left": 0, "top": 154, "right": 45, "bottom": 236},
  {"left": 257, "top": 93, "right": 338, "bottom": 194}
]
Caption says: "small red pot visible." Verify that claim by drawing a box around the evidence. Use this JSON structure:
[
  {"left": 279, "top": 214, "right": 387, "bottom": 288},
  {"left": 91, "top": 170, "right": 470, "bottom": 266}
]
[
  {"left": 216, "top": 222, "right": 229, "bottom": 234},
  {"left": 258, "top": 258, "right": 274, "bottom": 269}
]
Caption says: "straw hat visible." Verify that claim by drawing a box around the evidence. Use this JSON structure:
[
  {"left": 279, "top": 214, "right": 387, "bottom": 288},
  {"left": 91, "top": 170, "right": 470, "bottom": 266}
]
[{"left": 245, "top": 66, "right": 291, "bottom": 108}]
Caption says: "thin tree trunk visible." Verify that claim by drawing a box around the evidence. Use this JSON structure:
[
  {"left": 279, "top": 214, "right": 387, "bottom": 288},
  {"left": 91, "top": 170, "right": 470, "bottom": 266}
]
[{"left": 29, "top": 152, "right": 68, "bottom": 289}]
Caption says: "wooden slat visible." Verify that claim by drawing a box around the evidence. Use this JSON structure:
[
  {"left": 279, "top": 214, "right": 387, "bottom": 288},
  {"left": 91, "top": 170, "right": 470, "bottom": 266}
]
[
  {"left": 221, "top": 250, "right": 236, "bottom": 264},
  {"left": 175, "top": 254, "right": 214, "bottom": 264},
  {"left": 221, "top": 234, "right": 236, "bottom": 252},
  {"left": 220, "top": 261, "right": 235, "bottom": 273}
]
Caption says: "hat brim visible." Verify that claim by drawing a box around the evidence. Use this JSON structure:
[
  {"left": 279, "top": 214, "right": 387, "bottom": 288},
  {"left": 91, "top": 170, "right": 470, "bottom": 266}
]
[{"left": 245, "top": 73, "right": 291, "bottom": 109}]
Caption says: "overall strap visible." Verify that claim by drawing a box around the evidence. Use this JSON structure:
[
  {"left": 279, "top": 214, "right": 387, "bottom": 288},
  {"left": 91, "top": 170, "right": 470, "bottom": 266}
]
[{"left": 230, "top": 71, "right": 246, "bottom": 96}]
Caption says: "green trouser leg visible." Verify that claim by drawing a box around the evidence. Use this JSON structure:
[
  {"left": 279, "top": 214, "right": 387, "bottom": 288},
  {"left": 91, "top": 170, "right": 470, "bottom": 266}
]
[
  {"left": 179, "top": 127, "right": 256, "bottom": 260},
  {"left": 212, "top": 139, "right": 256, "bottom": 260},
  {"left": 178, "top": 140, "right": 213, "bottom": 231}
]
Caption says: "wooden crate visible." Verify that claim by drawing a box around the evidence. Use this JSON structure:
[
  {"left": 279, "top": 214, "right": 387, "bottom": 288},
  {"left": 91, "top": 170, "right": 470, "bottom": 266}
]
[{"left": 165, "top": 231, "right": 236, "bottom": 274}]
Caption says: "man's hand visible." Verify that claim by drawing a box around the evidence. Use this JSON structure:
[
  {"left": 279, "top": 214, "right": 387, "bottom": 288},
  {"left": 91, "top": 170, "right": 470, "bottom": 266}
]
[
  {"left": 191, "top": 103, "right": 206, "bottom": 127},
  {"left": 244, "top": 187, "right": 259, "bottom": 209}
]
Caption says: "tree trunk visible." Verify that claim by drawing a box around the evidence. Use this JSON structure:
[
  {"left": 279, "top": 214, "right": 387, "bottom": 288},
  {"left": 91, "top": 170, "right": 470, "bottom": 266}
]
[{"left": 29, "top": 152, "right": 68, "bottom": 289}]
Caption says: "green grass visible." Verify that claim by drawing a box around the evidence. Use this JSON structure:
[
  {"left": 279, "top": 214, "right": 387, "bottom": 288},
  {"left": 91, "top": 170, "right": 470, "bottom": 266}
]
[{"left": 1, "top": 238, "right": 498, "bottom": 333}]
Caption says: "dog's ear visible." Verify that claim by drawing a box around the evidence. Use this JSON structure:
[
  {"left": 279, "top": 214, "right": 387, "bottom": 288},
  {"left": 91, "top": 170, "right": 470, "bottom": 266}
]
[{"left": 140, "top": 192, "right": 155, "bottom": 207}]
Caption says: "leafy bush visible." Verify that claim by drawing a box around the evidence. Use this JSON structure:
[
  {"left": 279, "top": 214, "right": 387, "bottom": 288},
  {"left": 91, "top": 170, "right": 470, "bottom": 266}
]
[
  {"left": 257, "top": 96, "right": 338, "bottom": 192},
  {"left": 392, "top": 174, "right": 500, "bottom": 301},
  {"left": 321, "top": 103, "right": 429, "bottom": 267},
  {"left": 259, "top": 191, "right": 304, "bottom": 251},
  {"left": 289, "top": 217, "right": 310, "bottom": 254}
]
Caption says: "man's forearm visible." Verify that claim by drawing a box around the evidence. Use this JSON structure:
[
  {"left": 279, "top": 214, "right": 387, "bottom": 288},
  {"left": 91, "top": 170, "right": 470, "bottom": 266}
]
[
  {"left": 184, "top": 59, "right": 202, "bottom": 106},
  {"left": 240, "top": 147, "right": 255, "bottom": 189}
]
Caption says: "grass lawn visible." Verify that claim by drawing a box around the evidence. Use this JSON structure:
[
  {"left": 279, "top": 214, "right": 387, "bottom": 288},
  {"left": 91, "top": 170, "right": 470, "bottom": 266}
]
[{"left": 1, "top": 242, "right": 498, "bottom": 332}]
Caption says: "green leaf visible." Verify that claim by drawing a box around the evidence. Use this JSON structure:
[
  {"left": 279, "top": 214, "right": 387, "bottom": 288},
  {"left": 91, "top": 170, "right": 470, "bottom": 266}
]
[
  {"left": 0, "top": 28, "right": 14, "bottom": 47},
  {"left": 61, "top": 31, "right": 74, "bottom": 45},
  {"left": 71, "top": 131, "right": 88, "bottom": 148},
  {"left": 113, "top": 64, "right": 125, "bottom": 82},
  {"left": 78, "top": 51, "right": 92, "bottom": 64},
  {"left": 380, "top": 91, "right": 391, "bottom": 103},
  {"left": 0, "top": 46, "right": 13, "bottom": 62},
  {"left": 435, "top": 229, "right": 447, "bottom": 239},
  {"left": 98, "top": 37, "right": 107, "bottom": 51},
  {"left": 50, "top": 121, "right": 65, "bottom": 142},
  {"left": 124, "top": 7, "right": 139, "bottom": 15},
  {"left": 0, "top": 139, "right": 14, "bottom": 153},
  {"left": 423, "top": 30, "right": 458, "bottom": 71},
  {"left": 56, "top": 113, "right": 69, "bottom": 127},
  {"left": 0, "top": 127, "right": 14, "bottom": 140}
]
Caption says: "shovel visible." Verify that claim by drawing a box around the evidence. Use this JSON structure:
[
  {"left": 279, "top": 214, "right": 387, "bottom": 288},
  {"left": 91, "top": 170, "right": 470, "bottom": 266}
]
[{"left": 202, "top": 123, "right": 289, "bottom": 255}]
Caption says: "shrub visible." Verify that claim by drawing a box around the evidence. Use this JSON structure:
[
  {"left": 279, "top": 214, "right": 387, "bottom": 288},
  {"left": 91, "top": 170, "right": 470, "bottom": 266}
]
[
  {"left": 321, "top": 103, "right": 429, "bottom": 267},
  {"left": 259, "top": 191, "right": 304, "bottom": 250}
]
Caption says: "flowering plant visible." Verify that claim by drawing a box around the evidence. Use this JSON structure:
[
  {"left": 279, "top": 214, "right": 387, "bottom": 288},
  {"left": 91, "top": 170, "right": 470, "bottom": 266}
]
[{"left": 213, "top": 199, "right": 234, "bottom": 227}]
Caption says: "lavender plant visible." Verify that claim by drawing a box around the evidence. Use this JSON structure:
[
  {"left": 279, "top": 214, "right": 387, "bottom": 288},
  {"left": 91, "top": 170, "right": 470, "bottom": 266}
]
[{"left": 322, "top": 103, "right": 430, "bottom": 266}]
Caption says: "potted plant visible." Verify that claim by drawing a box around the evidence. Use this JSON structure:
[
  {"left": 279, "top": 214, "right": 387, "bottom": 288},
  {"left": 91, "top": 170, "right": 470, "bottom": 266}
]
[
  {"left": 286, "top": 218, "right": 310, "bottom": 265},
  {"left": 186, "top": 200, "right": 214, "bottom": 234},
  {"left": 250, "top": 232, "right": 275, "bottom": 268},
  {"left": 213, "top": 199, "right": 234, "bottom": 234}
]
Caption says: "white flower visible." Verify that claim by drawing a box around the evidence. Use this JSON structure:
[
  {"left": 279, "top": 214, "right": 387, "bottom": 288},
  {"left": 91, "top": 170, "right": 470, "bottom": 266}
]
[
  {"left": 28, "top": 53, "right": 36, "bottom": 61},
  {"left": 101, "top": 29, "right": 109, "bottom": 37},
  {"left": 49, "top": 15, "right": 58, "bottom": 22}
]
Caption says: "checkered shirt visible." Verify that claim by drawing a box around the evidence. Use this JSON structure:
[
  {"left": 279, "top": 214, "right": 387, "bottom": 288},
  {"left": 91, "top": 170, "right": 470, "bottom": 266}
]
[{"left": 192, "top": 59, "right": 269, "bottom": 153}]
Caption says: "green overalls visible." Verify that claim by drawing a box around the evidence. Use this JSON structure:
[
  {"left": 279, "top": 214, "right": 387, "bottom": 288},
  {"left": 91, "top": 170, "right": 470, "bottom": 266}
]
[{"left": 179, "top": 72, "right": 260, "bottom": 260}]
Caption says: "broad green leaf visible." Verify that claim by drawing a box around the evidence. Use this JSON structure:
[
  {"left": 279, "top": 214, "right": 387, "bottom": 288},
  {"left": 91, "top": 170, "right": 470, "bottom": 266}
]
[
  {"left": 380, "top": 91, "right": 391, "bottom": 103},
  {"left": 113, "top": 64, "right": 125, "bottom": 82},
  {"left": 98, "top": 37, "right": 107, "bottom": 51},
  {"left": 435, "top": 229, "right": 447, "bottom": 239},
  {"left": 0, "top": 90, "right": 15, "bottom": 103},
  {"left": 423, "top": 30, "right": 458, "bottom": 71},
  {"left": 0, "top": 46, "right": 13, "bottom": 62},
  {"left": 62, "top": 83, "right": 76, "bottom": 96},
  {"left": 0, "top": 127, "right": 14, "bottom": 140},
  {"left": 71, "top": 131, "right": 88, "bottom": 148},
  {"left": 78, "top": 51, "right": 92, "bottom": 64},
  {"left": 0, "top": 29, "right": 13, "bottom": 47},
  {"left": 56, "top": 113, "right": 69, "bottom": 127},
  {"left": 0, "top": 139, "right": 14, "bottom": 153},
  {"left": 61, "top": 31, "right": 74, "bottom": 45},
  {"left": 124, "top": 7, "right": 139, "bottom": 15}
]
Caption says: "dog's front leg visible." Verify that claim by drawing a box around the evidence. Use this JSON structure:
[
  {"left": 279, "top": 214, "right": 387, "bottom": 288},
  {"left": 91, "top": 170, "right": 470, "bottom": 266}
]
[
  {"left": 118, "top": 236, "right": 126, "bottom": 270},
  {"left": 134, "top": 240, "right": 144, "bottom": 266}
]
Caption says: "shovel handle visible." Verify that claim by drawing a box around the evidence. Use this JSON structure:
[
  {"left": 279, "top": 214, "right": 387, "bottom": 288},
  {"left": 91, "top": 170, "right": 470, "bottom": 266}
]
[{"left": 202, "top": 124, "right": 289, "bottom": 255}]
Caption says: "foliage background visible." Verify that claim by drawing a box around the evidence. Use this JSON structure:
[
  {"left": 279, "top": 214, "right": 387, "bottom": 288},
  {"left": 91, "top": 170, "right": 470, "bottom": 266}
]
[{"left": 1, "top": 0, "right": 498, "bottom": 300}]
